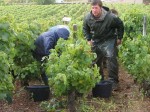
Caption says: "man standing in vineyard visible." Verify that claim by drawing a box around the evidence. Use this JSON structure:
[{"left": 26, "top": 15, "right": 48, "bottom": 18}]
[
  {"left": 32, "top": 25, "right": 70, "bottom": 85},
  {"left": 83, "top": 0, "right": 124, "bottom": 90}
]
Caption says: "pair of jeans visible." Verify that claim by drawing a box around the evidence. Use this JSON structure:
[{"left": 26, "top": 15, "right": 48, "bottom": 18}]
[
  {"left": 32, "top": 50, "right": 49, "bottom": 85},
  {"left": 92, "top": 38, "right": 119, "bottom": 83},
  {"left": 40, "top": 67, "right": 49, "bottom": 85}
]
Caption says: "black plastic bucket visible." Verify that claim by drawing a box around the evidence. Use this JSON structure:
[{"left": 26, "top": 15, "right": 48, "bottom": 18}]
[
  {"left": 92, "top": 80, "right": 112, "bottom": 98},
  {"left": 26, "top": 85, "right": 50, "bottom": 102}
]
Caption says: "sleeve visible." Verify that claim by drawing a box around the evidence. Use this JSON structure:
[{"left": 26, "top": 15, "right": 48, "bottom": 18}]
[
  {"left": 34, "top": 35, "right": 45, "bottom": 55},
  {"left": 114, "top": 17, "right": 124, "bottom": 40},
  {"left": 82, "top": 16, "right": 92, "bottom": 41},
  {"left": 34, "top": 31, "right": 56, "bottom": 56},
  {"left": 41, "top": 31, "right": 56, "bottom": 56},
  {"left": 45, "top": 36, "right": 55, "bottom": 55}
]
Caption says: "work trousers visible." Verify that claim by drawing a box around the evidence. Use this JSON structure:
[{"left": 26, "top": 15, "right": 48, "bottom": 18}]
[
  {"left": 92, "top": 38, "right": 119, "bottom": 83},
  {"left": 32, "top": 50, "right": 49, "bottom": 85}
]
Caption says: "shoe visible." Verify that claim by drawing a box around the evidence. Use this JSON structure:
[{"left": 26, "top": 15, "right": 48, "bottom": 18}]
[
  {"left": 112, "top": 82, "right": 119, "bottom": 91},
  {"left": 109, "top": 80, "right": 119, "bottom": 91}
]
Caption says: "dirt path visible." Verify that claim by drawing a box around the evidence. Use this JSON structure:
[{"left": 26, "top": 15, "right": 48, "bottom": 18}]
[
  {"left": 112, "top": 66, "right": 150, "bottom": 112},
  {"left": 0, "top": 66, "right": 150, "bottom": 112}
]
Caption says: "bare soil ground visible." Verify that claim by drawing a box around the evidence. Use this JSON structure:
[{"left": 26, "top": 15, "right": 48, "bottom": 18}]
[
  {"left": 0, "top": 65, "right": 150, "bottom": 112},
  {"left": 111, "top": 66, "right": 150, "bottom": 112}
]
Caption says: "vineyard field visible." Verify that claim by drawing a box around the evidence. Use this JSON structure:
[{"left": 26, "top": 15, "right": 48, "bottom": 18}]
[{"left": 0, "top": 3, "right": 150, "bottom": 112}]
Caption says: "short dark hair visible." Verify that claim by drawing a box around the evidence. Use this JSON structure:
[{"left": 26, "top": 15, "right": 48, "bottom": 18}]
[{"left": 91, "top": 0, "right": 103, "bottom": 7}]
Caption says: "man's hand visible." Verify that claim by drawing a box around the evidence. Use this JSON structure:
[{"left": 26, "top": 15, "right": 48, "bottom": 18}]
[
  {"left": 117, "top": 39, "right": 122, "bottom": 46},
  {"left": 88, "top": 40, "right": 93, "bottom": 46}
]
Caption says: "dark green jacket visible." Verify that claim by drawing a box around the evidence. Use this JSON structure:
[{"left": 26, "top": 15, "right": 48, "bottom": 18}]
[{"left": 83, "top": 8, "right": 124, "bottom": 43}]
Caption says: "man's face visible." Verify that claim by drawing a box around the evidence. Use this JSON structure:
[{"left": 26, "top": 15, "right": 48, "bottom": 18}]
[{"left": 91, "top": 4, "right": 102, "bottom": 17}]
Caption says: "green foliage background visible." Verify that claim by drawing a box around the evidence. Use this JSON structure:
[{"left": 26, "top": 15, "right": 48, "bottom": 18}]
[{"left": 0, "top": 3, "right": 150, "bottom": 101}]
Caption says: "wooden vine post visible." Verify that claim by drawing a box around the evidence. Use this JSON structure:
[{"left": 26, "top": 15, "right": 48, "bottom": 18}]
[
  {"left": 73, "top": 24, "right": 78, "bottom": 40},
  {"left": 67, "top": 90, "right": 76, "bottom": 112},
  {"left": 67, "top": 24, "right": 78, "bottom": 112},
  {"left": 143, "top": 15, "right": 147, "bottom": 36}
]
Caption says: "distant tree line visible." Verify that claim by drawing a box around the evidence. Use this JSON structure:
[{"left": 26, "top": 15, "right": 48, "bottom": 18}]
[
  {"left": 33, "top": 0, "right": 55, "bottom": 5},
  {"left": 0, "top": 0, "right": 55, "bottom": 5}
]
